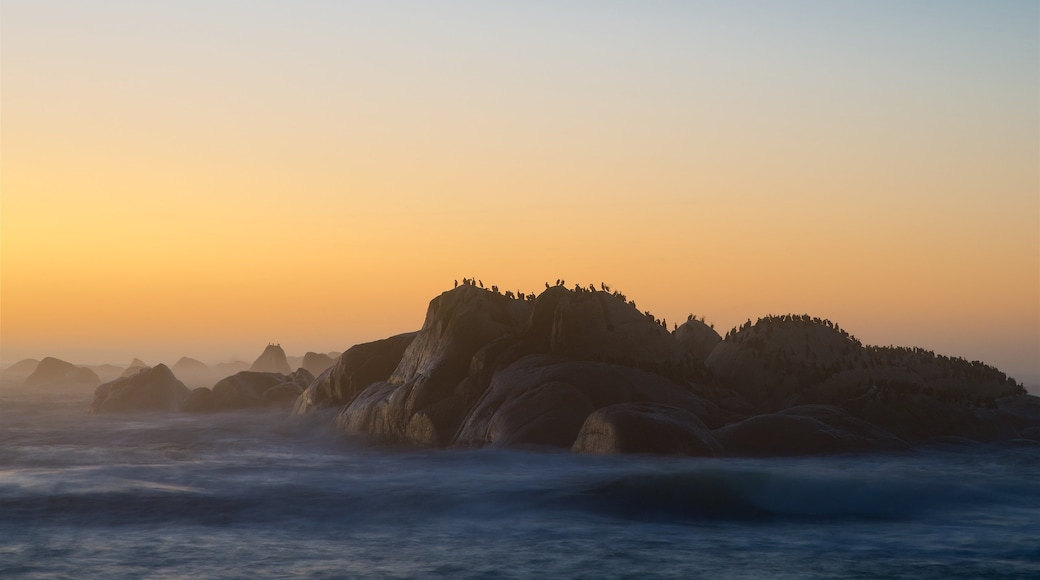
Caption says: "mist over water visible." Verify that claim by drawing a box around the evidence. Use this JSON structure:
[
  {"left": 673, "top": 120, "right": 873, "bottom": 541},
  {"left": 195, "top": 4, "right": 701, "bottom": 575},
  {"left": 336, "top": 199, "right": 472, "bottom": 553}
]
[{"left": 2, "top": 388, "right": 1038, "bottom": 579}]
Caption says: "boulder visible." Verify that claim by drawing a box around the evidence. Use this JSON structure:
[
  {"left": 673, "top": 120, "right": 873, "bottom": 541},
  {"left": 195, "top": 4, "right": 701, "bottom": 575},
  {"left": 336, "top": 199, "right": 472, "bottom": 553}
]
[
  {"left": 212, "top": 371, "right": 290, "bottom": 409},
  {"left": 88, "top": 364, "right": 189, "bottom": 413},
  {"left": 204, "top": 369, "right": 314, "bottom": 411},
  {"left": 572, "top": 402, "right": 721, "bottom": 456}
]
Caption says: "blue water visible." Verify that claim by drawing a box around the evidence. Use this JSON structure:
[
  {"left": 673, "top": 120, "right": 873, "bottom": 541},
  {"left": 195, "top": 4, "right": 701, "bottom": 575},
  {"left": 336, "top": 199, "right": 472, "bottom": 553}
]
[{"left": 2, "top": 390, "right": 1039, "bottom": 579}]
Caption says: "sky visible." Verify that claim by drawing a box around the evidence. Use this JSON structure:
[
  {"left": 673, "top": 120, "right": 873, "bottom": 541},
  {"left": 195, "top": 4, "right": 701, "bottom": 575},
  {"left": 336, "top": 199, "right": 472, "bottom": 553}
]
[{"left": 2, "top": 1, "right": 1038, "bottom": 379}]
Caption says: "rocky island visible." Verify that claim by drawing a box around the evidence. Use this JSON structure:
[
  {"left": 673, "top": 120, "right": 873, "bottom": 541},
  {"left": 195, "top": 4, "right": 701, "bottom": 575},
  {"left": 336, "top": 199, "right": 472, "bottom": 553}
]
[{"left": 78, "top": 280, "right": 1038, "bottom": 456}]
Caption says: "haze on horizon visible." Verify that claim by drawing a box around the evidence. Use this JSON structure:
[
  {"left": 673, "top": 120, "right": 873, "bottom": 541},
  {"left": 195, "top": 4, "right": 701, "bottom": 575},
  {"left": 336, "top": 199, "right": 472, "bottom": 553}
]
[{"left": 2, "top": 1, "right": 1037, "bottom": 379}]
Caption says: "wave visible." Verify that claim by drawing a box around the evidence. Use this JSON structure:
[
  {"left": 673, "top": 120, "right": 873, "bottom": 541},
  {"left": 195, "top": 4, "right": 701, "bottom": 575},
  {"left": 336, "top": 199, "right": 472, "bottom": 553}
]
[{"left": 3, "top": 456, "right": 1037, "bottom": 530}]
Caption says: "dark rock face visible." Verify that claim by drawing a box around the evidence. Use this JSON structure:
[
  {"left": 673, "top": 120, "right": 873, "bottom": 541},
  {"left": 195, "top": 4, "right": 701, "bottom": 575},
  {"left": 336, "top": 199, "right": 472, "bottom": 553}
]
[
  {"left": 249, "top": 344, "right": 292, "bottom": 375},
  {"left": 294, "top": 333, "right": 417, "bottom": 416},
  {"left": 454, "top": 355, "right": 717, "bottom": 449},
  {"left": 23, "top": 357, "right": 100, "bottom": 389},
  {"left": 301, "top": 352, "right": 336, "bottom": 377},
  {"left": 572, "top": 403, "right": 721, "bottom": 456},
  {"left": 714, "top": 405, "right": 908, "bottom": 456},
  {"left": 705, "top": 315, "right": 1024, "bottom": 414},
  {"left": 89, "top": 364, "right": 189, "bottom": 413}
]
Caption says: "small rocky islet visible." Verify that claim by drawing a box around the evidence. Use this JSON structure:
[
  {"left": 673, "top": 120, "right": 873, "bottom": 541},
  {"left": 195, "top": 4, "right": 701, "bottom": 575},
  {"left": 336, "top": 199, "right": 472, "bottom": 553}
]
[{"left": 15, "top": 280, "right": 1039, "bottom": 456}]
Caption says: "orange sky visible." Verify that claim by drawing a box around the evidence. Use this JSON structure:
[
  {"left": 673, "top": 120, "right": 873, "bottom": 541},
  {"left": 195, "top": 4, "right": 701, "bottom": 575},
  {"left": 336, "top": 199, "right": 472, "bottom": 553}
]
[{"left": 2, "top": 1, "right": 1038, "bottom": 378}]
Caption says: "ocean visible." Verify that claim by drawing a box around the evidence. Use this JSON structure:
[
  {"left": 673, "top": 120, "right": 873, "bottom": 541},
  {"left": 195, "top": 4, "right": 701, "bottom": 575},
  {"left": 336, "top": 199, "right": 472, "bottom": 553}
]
[{"left": 2, "top": 389, "right": 1038, "bottom": 579}]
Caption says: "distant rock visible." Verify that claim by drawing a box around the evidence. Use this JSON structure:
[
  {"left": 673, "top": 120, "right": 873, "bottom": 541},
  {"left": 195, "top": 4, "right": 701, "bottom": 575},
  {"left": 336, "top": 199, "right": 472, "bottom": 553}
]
[
  {"left": 572, "top": 402, "right": 721, "bottom": 456},
  {"left": 121, "top": 358, "right": 151, "bottom": 378},
  {"left": 1, "top": 358, "right": 40, "bottom": 386},
  {"left": 172, "top": 357, "right": 210, "bottom": 386},
  {"left": 89, "top": 364, "right": 189, "bottom": 413},
  {"left": 4, "top": 358, "right": 40, "bottom": 375},
  {"left": 294, "top": 333, "right": 417, "bottom": 416},
  {"left": 249, "top": 344, "right": 291, "bottom": 375},
  {"left": 88, "top": 364, "right": 125, "bottom": 384},
  {"left": 300, "top": 352, "right": 336, "bottom": 377},
  {"left": 23, "top": 357, "right": 100, "bottom": 390},
  {"left": 286, "top": 355, "right": 304, "bottom": 370}
]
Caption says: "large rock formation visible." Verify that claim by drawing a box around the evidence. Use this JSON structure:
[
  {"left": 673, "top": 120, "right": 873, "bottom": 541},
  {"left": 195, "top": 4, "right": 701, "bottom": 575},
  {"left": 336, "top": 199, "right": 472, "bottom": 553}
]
[
  {"left": 23, "top": 357, "right": 100, "bottom": 390},
  {"left": 249, "top": 344, "right": 292, "bottom": 375},
  {"left": 331, "top": 284, "right": 730, "bottom": 450},
  {"left": 89, "top": 364, "right": 190, "bottom": 413},
  {"left": 321, "top": 285, "right": 1038, "bottom": 455}
]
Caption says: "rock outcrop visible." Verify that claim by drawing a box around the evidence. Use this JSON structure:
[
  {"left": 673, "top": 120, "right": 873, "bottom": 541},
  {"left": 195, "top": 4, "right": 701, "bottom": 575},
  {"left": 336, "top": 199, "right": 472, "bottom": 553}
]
[
  {"left": 23, "top": 357, "right": 100, "bottom": 390},
  {"left": 293, "top": 332, "right": 417, "bottom": 416},
  {"left": 249, "top": 344, "right": 292, "bottom": 375},
  {"left": 89, "top": 364, "right": 189, "bottom": 413}
]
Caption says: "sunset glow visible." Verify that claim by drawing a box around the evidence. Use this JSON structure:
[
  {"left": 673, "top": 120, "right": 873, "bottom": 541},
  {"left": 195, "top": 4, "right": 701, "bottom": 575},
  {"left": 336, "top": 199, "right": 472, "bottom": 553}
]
[{"left": 2, "top": 1, "right": 1037, "bottom": 378}]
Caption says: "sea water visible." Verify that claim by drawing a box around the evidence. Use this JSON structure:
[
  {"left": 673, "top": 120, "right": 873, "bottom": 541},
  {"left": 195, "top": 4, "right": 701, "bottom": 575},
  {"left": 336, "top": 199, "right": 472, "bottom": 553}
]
[{"left": 2, "top": 389, "right": 1038, "bottom": 579}]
